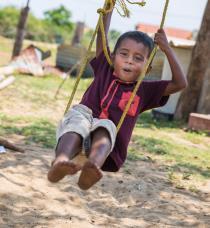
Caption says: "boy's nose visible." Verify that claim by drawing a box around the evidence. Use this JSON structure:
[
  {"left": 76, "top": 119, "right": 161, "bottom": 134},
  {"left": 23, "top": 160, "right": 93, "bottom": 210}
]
[{"left": 126, "top": 56, "right": 133, "bottom": 64}]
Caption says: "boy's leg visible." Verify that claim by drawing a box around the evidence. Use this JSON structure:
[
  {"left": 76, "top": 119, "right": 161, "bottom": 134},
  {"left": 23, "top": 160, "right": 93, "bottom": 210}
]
[
  {"left": 48, "top": 132, "right": 82, "bottom": 183},
  {"left": 78, "top": 127, "right": 112, "bottom": 190}
]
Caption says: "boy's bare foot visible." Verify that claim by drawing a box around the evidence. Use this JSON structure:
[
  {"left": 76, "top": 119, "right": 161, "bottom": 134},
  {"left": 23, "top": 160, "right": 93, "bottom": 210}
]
[
  {"left": 48, "top": 156, "right": 81, "bottom": 183},
  {"left": 77, "top": 161, "right": 102, "bottom": 190}
]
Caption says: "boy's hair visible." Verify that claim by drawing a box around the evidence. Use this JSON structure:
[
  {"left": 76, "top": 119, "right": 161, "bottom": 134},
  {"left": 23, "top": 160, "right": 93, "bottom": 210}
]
[{"left": 113, "top": 31, "right": 154, "bottom": 57}]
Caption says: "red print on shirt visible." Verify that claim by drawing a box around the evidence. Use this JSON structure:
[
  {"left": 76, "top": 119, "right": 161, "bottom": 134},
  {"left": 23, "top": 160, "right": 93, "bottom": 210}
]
[{"left": 118, "top": 91, "right": 140, "bottom": 116}]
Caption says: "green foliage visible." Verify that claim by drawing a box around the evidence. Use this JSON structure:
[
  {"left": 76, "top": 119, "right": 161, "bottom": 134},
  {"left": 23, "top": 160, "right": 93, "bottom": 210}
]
[
  {"left": 44, "top": 5, "right": 73, "bottom": 29},
  {"left": 0, "top": 5, "right": 120, "bottom": 47},
  {"left": 0, "top": 6, "right": 19, "bottom": 38},
  {"left": 0, "top": 5, "right": 74, "bottom": 43},
  {"left": 43, "top": 5, "right": 74, "bottom": 43},
  {"left": 26, "top": 13, "right": 53, "bottom": 42},
  {"left": 108, "top": 29, "right": 121, "bottom": 44}
]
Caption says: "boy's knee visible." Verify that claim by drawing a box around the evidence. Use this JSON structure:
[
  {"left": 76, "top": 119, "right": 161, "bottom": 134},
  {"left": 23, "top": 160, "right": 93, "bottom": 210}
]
[
  {"left": 92, "top": 127, "right": 111, "bottom": 141},
  {"left": 56, "top": 132, "right": 82, "bottom": 155},
  {"left": 92, "top": 128, "right": 111, "bottom": 146}
]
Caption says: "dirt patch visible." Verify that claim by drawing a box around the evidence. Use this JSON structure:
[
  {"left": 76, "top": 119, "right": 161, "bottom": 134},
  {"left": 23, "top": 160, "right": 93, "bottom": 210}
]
[{"left": 0, "top": 137, "right": 209, "bottom": 227}]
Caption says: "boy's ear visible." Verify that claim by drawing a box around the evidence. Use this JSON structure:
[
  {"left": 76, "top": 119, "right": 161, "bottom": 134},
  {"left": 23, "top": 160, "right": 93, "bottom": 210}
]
[{"left": 146, "top": 65, "right": 152, "bottom": 74}]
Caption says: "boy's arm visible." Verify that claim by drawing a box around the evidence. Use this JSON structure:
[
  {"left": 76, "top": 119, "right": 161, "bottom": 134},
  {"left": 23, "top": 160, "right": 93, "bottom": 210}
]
[
  {"left": 154, "top": 29, "right": 188, "bottom": 96},
  {"left": 96, "top": 0, "right": 115, "bottom": 57}
]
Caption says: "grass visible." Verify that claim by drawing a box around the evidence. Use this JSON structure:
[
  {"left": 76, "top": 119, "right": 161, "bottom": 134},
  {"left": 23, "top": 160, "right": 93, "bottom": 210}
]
[
  {"left": 0, "top": 114, "right": 56, "bottom": 148},
  {"left": 0, "top": 76, "right": 92, "bottom": 149},
  {"left": 128, "top": 112, "right": 210, "bottom": 185},
  {"left": 0, "top": 75, "right": 92, "bottom": 148}
]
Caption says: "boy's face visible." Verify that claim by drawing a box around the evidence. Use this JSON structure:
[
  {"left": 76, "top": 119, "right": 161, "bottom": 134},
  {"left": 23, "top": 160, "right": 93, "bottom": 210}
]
[{"left": 113, "top": 38, "right": 149, "bottom": 82}]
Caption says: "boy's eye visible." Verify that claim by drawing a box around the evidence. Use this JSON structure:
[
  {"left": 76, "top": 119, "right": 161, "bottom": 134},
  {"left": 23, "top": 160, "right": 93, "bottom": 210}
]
[
  {"left": 135, "top": 56, "right": 144, "bottom": 61},
  {"left": 120, "top": 52, "right": 128, "bottom": 57}
]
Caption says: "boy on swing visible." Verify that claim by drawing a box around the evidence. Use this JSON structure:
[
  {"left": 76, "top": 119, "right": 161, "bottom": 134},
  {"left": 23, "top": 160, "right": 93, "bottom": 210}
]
[{"left": 48, "top": 0, "right": 187, "bottom": 190}]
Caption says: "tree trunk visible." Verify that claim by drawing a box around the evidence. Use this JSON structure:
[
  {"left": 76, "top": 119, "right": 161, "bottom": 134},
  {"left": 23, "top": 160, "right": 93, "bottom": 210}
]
[
  {"left": 12, "top": 6, "right": 30, "bottom": 58},
  {"left": 197, "top": 64, "right": 210, "bottom": 113},
  {"left": 175, "top": 0, "right": 210, "bottom": 120},
  {"left": 71, "top": 22, "right": 85, "bottom": 46}
]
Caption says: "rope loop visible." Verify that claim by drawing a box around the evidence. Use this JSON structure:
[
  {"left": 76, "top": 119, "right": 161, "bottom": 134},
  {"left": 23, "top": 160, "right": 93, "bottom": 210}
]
[{"left": 97, "top": 8, "right": 106, "bottom": 15}]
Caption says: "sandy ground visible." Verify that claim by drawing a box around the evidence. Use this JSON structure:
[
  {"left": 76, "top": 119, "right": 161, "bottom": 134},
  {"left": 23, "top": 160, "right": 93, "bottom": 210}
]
[{"left": 0, "top": 136, "right": 210, "bottom": 228}]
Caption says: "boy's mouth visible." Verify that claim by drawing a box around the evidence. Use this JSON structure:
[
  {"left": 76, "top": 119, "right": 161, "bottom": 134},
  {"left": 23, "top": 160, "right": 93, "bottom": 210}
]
[{"left": 123, "top": 68, "right": 132, "bottom": 73}]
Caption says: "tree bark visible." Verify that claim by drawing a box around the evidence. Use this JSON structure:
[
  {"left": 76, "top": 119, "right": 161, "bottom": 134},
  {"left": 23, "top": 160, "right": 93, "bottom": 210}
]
[
  {"left": 197, "top": 64, "right": 210, "bottom": 113},
  {"left": 12, "top": 6, "right": 30, "bottom": 58},
  {"left": 71, "top": 22, "right": 85, "bottom": 46},
  {"left": 175, "top": 0, "right": 210, "bottom": 120}
]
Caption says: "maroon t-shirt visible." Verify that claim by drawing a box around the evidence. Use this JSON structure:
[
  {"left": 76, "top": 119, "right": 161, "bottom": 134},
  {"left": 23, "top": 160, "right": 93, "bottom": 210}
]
[{"left": 80, "top": 51, "right": 170, "bottom": 172}]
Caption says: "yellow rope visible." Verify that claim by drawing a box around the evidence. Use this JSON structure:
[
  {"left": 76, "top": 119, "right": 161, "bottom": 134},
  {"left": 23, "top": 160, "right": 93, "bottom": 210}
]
[
  {"left": 116, "top": 0, "right": 146, "bottom": 17},
  {"left": 126, "top": 0, "right": 146, "bottom": 6},
  {"left": 116, "top": 0, "right": 170, "bottom": 132},
  {"left": 98, "top": 8, "right": 113, "bottom": 66},
  {"left": 116, "top": 0, "right": 130, "bottom": 17},
  {"left": 64, "top": 20, "right": 99, "bottom": 114},
  {"left": 54, "top": 61, "right": 80, "bottom": 99}
]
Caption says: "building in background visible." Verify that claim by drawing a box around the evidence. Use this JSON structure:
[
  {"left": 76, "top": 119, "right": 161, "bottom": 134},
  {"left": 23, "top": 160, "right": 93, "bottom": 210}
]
[
  {"left": 136, "top": 23, "right": 195, "bottom": 119},
  {"left": 136, "top": 23, "right": 192, "bottom": 40}
]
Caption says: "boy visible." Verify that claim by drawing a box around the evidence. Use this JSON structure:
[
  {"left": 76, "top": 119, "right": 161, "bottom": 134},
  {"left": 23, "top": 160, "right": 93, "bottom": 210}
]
[{"left": 47, "top": 1, "right": 187, "bottom": 190}]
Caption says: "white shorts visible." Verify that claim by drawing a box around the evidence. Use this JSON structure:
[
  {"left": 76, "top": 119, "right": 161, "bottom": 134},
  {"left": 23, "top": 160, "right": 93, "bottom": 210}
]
[{"left": 56, "top": 104, "right": 117, "bottom": 151}]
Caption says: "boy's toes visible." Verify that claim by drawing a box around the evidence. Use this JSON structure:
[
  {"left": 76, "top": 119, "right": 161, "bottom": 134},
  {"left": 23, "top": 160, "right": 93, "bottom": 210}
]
[
  {"left": 78, "top": 161, "right": 102, "bottom": 190},
  {"left": 48, "top": 161, "right": 81, "bottom": 183}
]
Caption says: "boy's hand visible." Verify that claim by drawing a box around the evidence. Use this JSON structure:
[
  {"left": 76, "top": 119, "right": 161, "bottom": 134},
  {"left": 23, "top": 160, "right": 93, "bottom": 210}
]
[
  {"left": 154, "top": 29, "right": 170, "bottom": 53},
  {"left": 155, "top": 29, "right": 187, "bottom": 96},
  {"left": 96, "top": 0, "right": 115, "bottom": 57}
]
